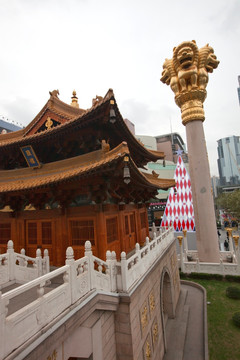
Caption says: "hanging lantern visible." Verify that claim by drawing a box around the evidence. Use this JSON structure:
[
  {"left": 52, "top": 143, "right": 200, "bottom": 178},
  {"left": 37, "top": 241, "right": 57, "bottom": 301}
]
[
  {"left": 123, "top": 156, "right": 131, "bottom": 184},
  {"left": 109, "top": 105, "right": 116, "bottom": 123}
]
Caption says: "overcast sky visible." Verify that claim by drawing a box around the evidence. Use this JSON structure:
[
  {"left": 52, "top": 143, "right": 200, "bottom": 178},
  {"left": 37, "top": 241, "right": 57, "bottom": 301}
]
[{"left": 0, "top": 0, "right": 239, "bottom": 176}]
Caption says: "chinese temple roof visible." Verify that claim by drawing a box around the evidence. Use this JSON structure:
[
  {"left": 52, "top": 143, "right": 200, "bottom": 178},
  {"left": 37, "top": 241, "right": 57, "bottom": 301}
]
[
  {"left": 0, "top": 89, "right": 164, "bottom": 168},
  {"left": 0, "top": 142, "right": 173, "bottom": 194}
]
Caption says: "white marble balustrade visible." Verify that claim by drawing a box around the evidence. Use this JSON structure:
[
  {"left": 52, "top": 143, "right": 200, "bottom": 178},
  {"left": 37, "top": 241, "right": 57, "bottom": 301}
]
[
  {"left": 0, "top": 227, "right": 174, "bottom": 359},
  {"left": 0, "top": 240, "right": 50, "bottom": 287}
]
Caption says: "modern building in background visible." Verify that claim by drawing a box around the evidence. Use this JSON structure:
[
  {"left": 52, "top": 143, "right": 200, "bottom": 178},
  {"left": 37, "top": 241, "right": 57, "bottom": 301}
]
[
  {"left": 211, "top": 175, "right": 220, "bottom": 198},
  {"left": 237, "top": 75, "right": 240, "bottom": 105},
  {"left": 136, "top": 134, "right": 189, "bottom": 225},
  {"left": 155, "top": 132, "right": 188, "bottom": 163},
  {"left": 0, "top": 116, "right": 23, "bottom": 133},
  {"left": 123, "top": 118, "right": 135, "bottom": 135},
  {"left": 217, "top": 135, "right": 240, "bottom": 190}
]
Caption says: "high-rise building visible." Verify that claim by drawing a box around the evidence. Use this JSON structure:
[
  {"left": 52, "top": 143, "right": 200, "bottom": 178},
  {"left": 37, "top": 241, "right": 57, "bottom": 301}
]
[
  {"left": 217, "top": 135, "right": 240, "bottom": 188},
  {"left": 237, "top": 75, "right": 240, "bottom": 105}
]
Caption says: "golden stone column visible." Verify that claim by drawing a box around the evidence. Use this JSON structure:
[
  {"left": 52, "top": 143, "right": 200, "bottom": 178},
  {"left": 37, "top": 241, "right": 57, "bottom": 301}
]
[{"left": 161, "top": 40, "right": 220, "bottom": 262}]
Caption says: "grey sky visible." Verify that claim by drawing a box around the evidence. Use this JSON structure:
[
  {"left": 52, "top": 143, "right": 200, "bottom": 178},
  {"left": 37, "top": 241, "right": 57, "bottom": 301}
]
[{"left": 0, "top": 0, "right": 239, "bottom": 176}]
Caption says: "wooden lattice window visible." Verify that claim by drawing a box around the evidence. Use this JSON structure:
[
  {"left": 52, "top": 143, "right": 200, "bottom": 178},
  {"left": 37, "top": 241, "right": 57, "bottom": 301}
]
[
  {"left": 106, "top": 217, "right": 118, "bottom": 243},
  {"left": 42, "top": 222, "right": 52, "bottom": 244},
  {"left": 70, "top": 220, "right": 95, "bottom": 246},
  {"left": 27, "top": 222, "right": 37, "bottom": 244},
  {"left": 0, "top": 223, "right": 11, "bottom": 244},
  {"left": 140, "top": 212, "right": 147, "bottom": 229}
]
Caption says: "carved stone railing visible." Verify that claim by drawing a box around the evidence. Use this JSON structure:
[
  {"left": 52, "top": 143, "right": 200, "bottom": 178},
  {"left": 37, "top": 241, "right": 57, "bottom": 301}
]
[
  {"left": 0, "top": 227, "right": 174, "bottom": 359},
  {"left": 118, "top": 227, "right": 175, "bottom": 291},
  {"left": 178, "top": 233, "right": 240, "bottom": 275},
  {"left": 182, "top": 260, "right": 239, "bottom": 275},
  {"left": 148, "top": 222, "right": 162, "bottom": 238},
  {"left": 0, "top": 240, "right": 50, "bottom": 287}
]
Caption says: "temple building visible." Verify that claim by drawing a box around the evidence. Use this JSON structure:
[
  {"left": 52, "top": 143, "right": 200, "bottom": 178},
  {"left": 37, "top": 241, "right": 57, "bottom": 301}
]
[{"left": 0, "top": 89, "right": 174, "bottom": 266}]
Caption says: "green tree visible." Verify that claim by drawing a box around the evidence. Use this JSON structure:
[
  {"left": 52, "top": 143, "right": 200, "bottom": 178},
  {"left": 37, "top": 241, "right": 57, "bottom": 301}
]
[{"left": 216, "top": 190, "right": 240, "bottom": 221}]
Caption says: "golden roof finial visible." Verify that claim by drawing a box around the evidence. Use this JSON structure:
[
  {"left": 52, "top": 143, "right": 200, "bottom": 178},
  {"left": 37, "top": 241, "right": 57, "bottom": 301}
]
[{"left": 71, "top": 90, "right": 79, "bottom": 108}]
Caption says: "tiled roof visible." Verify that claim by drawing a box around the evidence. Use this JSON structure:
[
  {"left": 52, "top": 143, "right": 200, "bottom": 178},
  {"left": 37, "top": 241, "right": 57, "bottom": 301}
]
[
  {"left": 0, "top": 142, "right": 173, "bottom": 194},
  {"left": 0, "top": 142, "right": 129, "bottom": 193},
  {"left": 0, "top": 89, "right": 164, "bottom": 168},
  {"left": 0, "top": 89, "right": 113, "bottom": 148},
  {"left": 143, "top": 172, "right": 175, "bottom": 189}
]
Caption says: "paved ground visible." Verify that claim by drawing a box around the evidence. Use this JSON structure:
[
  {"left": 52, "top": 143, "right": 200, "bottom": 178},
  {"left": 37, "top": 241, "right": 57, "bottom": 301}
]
[
  {"left": 175, "top": 228, "right": 240, "bottom": 253},
  {"left": 164, "top": 281, "right": 207, "bottom": 360}
]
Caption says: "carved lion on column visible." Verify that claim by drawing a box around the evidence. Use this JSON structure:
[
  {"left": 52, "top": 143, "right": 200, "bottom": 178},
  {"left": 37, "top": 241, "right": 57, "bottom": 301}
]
[
  {"left": 173, "top": 40, "right": 199, "bottom": 92},
  {"left": 160, "top": 40, "right": 219, "bottom": 96}
]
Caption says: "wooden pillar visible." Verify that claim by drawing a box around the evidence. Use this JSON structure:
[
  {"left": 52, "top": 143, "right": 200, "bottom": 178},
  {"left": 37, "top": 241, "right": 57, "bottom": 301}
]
[{"left": 96, "top": 205, "right": 107, "bottom": 260}]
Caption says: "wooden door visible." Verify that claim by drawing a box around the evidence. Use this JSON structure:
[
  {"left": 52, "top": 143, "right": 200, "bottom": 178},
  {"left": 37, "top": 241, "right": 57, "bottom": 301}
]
[
  {"left": 124, "top": 212, "right": 136, "bottom": 253},
  {"left": 26, "top": 220, "right": 54, "bottom": 263}
]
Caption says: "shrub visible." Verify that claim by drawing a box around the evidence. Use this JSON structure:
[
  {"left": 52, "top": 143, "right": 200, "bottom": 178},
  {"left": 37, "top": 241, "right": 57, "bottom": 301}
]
[
  {"left": 225, "top": 275, "right": 240, "bottom": 283},
  {"left": 186, "top": 272, "right": 223, "bottom": 280},
  {"left": 226, "top": 287, "right": 240, "bottom": 299},
  {"left": 232, "top": 312, "right": 240, "bottom": 328},
  {"left": 212, "top": 274, "right": 224, "bottom": 281}
]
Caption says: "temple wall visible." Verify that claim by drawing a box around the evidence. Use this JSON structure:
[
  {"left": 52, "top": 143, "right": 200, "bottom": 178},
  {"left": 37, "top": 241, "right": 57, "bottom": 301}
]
[
  {"left": 23, "top": 294, "right": 119, "bottom": 360},
  {"left": 0, "top": 203, "right": 149, "bottom": 266},
  {"left": 115, "top": 240, "right": 179, "bottom": 359}
]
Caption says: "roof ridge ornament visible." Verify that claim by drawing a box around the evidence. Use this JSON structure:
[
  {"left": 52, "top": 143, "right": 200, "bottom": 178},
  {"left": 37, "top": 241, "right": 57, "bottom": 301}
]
[
  {"left": 92, "top": 95, "right": 103, "bottom": 107},
  {"left": 101, "top": 139, "right": 110, "bottom": 152},
  {"left": 71, "top": 90, "right": 79, "bottom": 108},
  {"left": 49, "top": 89, "right": 59, "bottom": 98}
]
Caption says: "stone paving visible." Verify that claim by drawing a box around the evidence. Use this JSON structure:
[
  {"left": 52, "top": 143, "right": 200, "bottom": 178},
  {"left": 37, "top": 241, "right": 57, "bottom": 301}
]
[{"left": 164, "top": 281, "right": 207, "bottom": 360}]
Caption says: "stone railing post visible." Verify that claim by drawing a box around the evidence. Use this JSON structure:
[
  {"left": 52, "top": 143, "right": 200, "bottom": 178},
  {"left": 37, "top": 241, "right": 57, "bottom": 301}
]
[
  {"left": 196, "top": 258, "right": 200, "bottom": 273},
  {"left": 135, "top": 242, "right": 144, "bottom": 278},
  {"left": 84, "top": 241, "right": 95, "bottom": 289},
  {"left": 19, "top": 248, "right": 27, "bottom": 267},
  {"left": 152, "top": 222, "right": 156, "bottom": 236},
  {"left": 43, "top": 249, "right": 50, "bottom": 275},
  {"left": 120, "top": 251, "right": 128, "bottom": 292},
  {"left": 177, "top": 236, "right": 184, "bottom": 272},
  {"left": 233, "top": 235, "right": 240, "bottom": 265},
  {"left": 65, "top": 247, "right": 76, "bottom": 303},
  {"left": 7, "top": 240, "right": 15, "bottom": 281},
  {"left": 220, "top": 258, "right": 224, "bottom": 274},
  {"left": 36, "top": 248, "right": 43, "bottom": 277},
  {"left": 145, "top": 236, "right": 150, "bottom": 257},
  {"left": 106, "top": 250, "right": 117, "bottom": 292}
]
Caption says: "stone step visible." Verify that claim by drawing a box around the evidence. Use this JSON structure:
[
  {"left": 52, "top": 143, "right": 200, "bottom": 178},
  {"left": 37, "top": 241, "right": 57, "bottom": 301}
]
[{"left": 163, "top": 289, "right": 190, "bottom": 360}]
